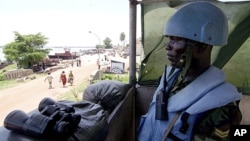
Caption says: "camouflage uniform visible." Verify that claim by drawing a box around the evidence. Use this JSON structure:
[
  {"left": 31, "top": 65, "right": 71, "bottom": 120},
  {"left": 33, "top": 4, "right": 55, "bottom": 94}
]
[
  {"left": 193, "top": 102, "right": 242, "bottom": 141},
  {"left": 170, "top": 77, "right": 242, "bottom": 141}
]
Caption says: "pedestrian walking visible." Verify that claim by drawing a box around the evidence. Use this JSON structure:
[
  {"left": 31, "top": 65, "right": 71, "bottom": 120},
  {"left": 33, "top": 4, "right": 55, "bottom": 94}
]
[
  {"left": 44, "top": 72, "right": 53, "bottom": 89},
  {"left": 60, "top": 71, "right": 67, "bottom": 87},
  {"left": 68, "top": 70, "right": 74, "bottom": 86}
]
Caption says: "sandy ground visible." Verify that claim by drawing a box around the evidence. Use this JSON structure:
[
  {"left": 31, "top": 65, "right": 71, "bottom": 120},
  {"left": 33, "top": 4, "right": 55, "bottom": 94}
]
[{"left": 0, "top": 54, "right": 129, "bottom": 126}]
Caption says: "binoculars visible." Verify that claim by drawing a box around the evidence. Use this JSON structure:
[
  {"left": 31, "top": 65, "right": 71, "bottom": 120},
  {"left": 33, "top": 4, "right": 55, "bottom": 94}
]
[
  {"left": 4, "top": 97, "right": 81, "bottom": 138},
  {"left": 38, "top": 97, "right": 81, "bottom": 130}
]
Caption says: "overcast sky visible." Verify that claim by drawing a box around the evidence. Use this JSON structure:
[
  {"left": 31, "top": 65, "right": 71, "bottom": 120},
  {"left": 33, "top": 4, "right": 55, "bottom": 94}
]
[{"left": 0, "top": 0, "right": 140, "bottom": 47}]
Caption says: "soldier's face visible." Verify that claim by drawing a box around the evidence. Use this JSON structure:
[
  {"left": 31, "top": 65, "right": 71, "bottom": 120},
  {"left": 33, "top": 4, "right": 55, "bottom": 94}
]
[{"left": 165, "top": 36, "right": 186, "bottom": 68}]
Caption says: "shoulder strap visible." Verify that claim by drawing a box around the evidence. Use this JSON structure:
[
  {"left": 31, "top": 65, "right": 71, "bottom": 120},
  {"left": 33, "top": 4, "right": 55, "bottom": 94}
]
[{"left": 162, "top": 112, "right": 181, "bottom": 141}]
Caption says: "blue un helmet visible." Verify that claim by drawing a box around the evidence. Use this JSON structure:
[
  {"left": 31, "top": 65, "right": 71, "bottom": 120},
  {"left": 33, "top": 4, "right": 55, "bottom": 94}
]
[{"left": 164, "top": 1, "right": 228, "bottom": 46}]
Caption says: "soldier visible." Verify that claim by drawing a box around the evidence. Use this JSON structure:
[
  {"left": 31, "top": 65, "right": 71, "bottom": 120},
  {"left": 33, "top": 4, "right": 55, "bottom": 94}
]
[{"left": 137, "top": 2, "right": 242, "bottom": 141}]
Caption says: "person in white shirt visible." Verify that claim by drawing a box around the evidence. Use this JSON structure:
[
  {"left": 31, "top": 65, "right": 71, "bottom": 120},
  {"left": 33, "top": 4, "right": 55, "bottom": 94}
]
[{"left": 44, "top": 72, "right": 53, "bottom": 89}]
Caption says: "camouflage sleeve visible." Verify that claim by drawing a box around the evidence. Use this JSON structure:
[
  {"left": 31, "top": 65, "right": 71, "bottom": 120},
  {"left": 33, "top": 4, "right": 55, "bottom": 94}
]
[{"left": 192, "top": 102, "right": 242, "bottom": 141}]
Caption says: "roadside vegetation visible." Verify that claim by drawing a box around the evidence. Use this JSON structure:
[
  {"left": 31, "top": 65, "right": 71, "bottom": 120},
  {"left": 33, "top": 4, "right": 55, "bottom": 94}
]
[
  {"left": 2, "top": 32, "right": 50, "bottom": 69},
  {"left": 58, "top": 73, "right": 129, "bottom": 101},
  {"left": 0, "top": 63, "right": 19, "bottom": 90},
  {"left": 0, "top": 63, "right": 46, "bottom": 90},
  {"left": 57, "top": 78, "right": 89, "bottom": 102}
]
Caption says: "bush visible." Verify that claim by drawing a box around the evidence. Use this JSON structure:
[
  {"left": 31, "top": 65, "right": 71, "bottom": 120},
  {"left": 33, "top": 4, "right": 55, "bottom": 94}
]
[
  {"left": 102, "top": 73, "right": 129, "bottom": 83},
  {"left": 0, "top": 72, "right": 4, "bottom": 81}
]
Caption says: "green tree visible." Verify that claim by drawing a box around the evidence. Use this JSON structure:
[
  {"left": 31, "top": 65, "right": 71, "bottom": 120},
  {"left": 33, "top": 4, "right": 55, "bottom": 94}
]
[
  {"left": 96, "top": 44, "right": 103, "bottom": 49},
  {"left": 3, "top": 32, "right": 50, "bottom": 68},
  {"left": 120, "top": 32, "right": 125, "bottom": 47},
  {"left": 103, "top": 37, "right": 112, "bottom": 49}
]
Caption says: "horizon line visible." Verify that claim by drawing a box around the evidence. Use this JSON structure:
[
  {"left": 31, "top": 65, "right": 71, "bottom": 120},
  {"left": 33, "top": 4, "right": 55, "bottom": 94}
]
[{"left": 0, "top": 46, "right": 96, "bottom": 48}]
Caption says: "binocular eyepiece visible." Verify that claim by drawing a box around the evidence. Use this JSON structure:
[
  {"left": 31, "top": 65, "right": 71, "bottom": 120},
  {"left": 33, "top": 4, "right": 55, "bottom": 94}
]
[
  {"left": 4, "top": 110, "right": 70, "bottom": 137},
  {"left": 4, "top": 97, "right": 81, "bottom": 138}
]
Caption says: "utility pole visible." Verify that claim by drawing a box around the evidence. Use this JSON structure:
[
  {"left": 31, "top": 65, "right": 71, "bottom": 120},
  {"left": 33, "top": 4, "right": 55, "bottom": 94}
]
[{"left": 89, "top": 31, "right": 101, "bottom": 80}]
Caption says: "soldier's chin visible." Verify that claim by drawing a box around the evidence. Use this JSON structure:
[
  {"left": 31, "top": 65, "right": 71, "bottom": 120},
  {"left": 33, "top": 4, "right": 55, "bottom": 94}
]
[
  {"left": 170, "top": 62, "right": 183, "bottom": 68},
  {"left": 169, "top": 62, "right": 178, "bottom": 68}
]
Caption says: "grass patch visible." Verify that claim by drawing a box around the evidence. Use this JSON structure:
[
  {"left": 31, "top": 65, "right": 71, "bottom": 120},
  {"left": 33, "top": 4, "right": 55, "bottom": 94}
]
[
  {"left": 57, "top": 73, "right": 129, "bottom": 102},
  {"left": 0, "top": 63, "right": 47, "bottom": 90},
  {"left": 0, "top": 63, "right": 18, "bottom": 81},
  {"left": 57, "top": 78, "right": 89, "bottom": 101},
  {"left": 0, "top": 73, "right": 46, "bottom": 91},
  {"left": 102, "top": 73, "right": 129, "bottom": 83},
  {"left": 0, "top": 79, "right": 19, "bottom": 90},
  {"left": 2, "top": 63, "right": 17, "bottom": 70}
]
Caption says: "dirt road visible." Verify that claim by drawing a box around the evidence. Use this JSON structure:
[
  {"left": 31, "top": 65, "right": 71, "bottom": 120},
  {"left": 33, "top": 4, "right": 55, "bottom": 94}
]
[{"left": 0, "top": 55, "right": 99, "bottom": 126}]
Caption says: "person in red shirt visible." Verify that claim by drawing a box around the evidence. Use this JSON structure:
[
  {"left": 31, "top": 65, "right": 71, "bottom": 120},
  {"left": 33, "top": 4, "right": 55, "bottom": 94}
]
[{"left": 60, "top": 71, "right": 67, "bottom": 87}]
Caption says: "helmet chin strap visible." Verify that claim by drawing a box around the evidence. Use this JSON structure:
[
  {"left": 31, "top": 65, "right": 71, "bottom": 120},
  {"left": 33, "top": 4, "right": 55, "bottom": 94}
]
[
  {"left": 180, "top": 41, "right": 193, "bottom": 79},
  {"left": 170, "top": 41, "right": 193, "bottom": 86}
]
